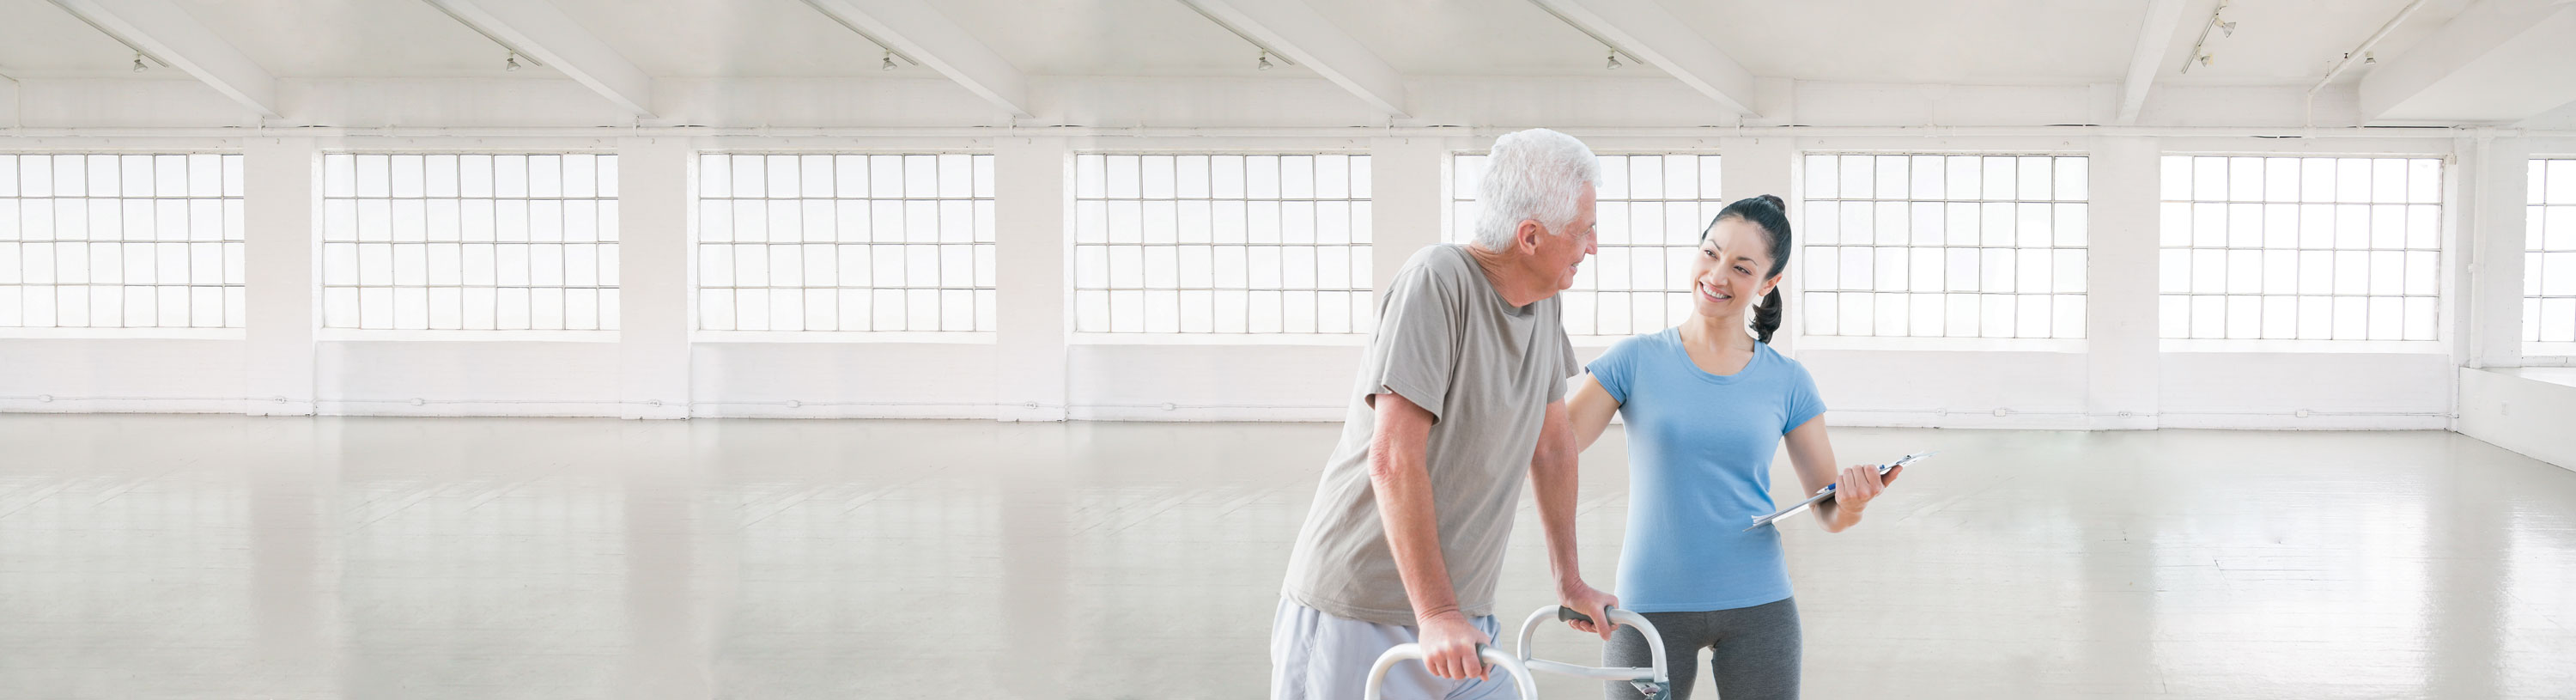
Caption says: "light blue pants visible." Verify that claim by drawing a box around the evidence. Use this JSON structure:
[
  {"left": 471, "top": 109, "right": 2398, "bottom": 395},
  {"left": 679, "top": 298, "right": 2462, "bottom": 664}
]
[{"left": 1269, "top": 598, "right": 1518, "bottom": 700}]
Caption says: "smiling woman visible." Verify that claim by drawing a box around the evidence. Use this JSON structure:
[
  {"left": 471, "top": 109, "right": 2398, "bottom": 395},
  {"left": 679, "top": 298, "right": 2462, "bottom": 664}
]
[{"left": 1564, "top": 193, "right": 1919, "bottom": 700}]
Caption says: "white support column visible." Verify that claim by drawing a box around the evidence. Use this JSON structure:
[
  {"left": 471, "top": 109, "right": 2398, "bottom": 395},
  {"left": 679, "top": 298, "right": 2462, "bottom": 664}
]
[
  {"left": 241, "top": 137, "right": 315, "bottom": 416},
  {"left": 2464, "top": 136, "right": 2530, "bottom": 370},
  {"left": 993, "top": 137, "right": 1068, "bottom": 422},
  {"left": 1369, "top": 137, "right": 1443, "bottom": 300},
  {"left": 617, "top": 137, "right": 690, "bottom": 419},
  {"left": 1720, "top": 137, "right": 1794, "bottom": 350},
  {"left": 2087, "top": 137, "right": 2160, "bottom": 429}
]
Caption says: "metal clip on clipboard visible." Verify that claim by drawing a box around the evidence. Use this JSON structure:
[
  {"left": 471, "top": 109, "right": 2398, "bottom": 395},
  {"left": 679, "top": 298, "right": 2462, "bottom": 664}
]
[{"left": 1743, "top": 451, "right": 1935, "bottom": 532}]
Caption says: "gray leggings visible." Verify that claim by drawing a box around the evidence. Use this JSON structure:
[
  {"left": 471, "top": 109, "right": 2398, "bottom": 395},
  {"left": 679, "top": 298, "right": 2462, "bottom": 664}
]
[{"left": 1602, "top": 597, "right": 1799, "bottom": 700}]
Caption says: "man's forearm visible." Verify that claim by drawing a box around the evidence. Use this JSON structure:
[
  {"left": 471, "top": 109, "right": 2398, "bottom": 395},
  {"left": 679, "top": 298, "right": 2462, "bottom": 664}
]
[
  {"left": 1532, "top": 458, "right": 1585, "bottom": 590},
  {"left": 1530, "top": 406, "right": 1585, "bottom": 591},
  {"left": 1370, "top": 411, "right": 1460, "bottom": 620}
]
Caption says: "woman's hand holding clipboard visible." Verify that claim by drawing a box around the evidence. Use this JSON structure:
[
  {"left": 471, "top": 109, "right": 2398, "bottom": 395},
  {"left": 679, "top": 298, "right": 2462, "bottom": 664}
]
[{"left": 1744, "top": 451, "right": 1935, "bottom": 531}]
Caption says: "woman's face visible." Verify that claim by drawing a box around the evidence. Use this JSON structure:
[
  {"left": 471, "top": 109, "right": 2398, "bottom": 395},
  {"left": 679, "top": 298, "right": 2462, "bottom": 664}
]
[{"left": 1690, "top": 217, "right": 1780, "bottom": 320}]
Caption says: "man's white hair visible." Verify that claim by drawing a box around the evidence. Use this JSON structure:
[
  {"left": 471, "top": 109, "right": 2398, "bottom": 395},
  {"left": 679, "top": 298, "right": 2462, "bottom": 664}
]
[{"left": 1472, "top": 128, "right": 1602, "bottom": 252}]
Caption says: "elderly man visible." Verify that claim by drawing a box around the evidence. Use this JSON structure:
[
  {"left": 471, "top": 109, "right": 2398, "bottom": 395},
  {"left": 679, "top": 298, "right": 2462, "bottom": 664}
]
[{"left": 1272, "top": 128, "right": 1616, "bottom": 700}]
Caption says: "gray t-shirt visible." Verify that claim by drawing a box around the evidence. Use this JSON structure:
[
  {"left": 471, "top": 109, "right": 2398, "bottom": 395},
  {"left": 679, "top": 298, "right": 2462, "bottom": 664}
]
[{"left": 1282, "top": 244, "right": 1579, "bottom": 626}]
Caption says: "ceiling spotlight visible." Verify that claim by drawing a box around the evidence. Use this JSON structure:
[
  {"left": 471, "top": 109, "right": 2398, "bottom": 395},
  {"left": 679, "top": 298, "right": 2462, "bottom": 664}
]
[
  {"left": 1257, "top": 52, "right": 1273, "bottom": 71},
  {"left": 131, "top": 53, "right": 145, "bottom": 73},
  {"left": 505, "top": 52, "right": 520, "bottom": 72},
  {"left": 2216, "top": 19, "right": 2237, "bottom": 37},
  {"left": 1607, "top": 50, "right": 1622, "bottom": 70},
  {"left": 2199, "top": 54, "right": 2215, "bottom": 67},
  {"left": 2363, "top": 52, "right": 2377, "bottom": 65},
  {"left": 881, "top": 51, "right": 896, "bottom": 71}
]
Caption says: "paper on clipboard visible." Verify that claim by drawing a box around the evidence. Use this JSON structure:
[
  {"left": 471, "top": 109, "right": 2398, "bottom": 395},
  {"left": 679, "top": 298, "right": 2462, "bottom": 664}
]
[{"left": 1743, "top": 451, "right": 1935, "bottom": 532}]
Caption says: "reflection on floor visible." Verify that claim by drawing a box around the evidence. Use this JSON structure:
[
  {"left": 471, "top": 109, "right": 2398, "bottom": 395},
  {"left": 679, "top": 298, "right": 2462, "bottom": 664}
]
[{"left": 0, "top": 415, "right": 2570, "bottom": 699}]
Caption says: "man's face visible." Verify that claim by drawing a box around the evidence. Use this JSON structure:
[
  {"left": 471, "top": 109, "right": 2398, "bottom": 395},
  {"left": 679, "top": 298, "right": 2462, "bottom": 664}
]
[{"left": 1530, "top": 184, "right": 1599, "bottom": 293}]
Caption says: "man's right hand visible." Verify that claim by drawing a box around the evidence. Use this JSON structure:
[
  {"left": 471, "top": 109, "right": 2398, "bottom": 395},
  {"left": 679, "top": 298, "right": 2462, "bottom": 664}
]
[{"left": 1416, "top": 612, "right": 1493, "bottom": 681}]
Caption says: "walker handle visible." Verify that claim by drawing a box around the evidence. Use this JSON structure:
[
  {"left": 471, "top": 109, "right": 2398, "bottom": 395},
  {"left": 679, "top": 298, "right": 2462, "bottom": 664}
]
[
  {"left": 1361, "top": 643, "right": 1537, "bottom": 700},
  {"left": 1517, "top": 606, "right": 1674, "bottom": 699}
]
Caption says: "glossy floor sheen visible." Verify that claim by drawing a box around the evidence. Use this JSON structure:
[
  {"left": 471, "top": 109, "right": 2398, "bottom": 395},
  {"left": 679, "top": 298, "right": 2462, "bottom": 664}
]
[{"left": 1, "top": 417, "right": 2572, "bottom": 700}]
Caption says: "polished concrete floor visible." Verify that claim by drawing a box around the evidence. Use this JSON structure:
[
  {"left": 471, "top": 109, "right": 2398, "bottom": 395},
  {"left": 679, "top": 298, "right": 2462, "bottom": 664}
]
[{"left": 1, "top": 416, "right": 2572, "bottom": 699}]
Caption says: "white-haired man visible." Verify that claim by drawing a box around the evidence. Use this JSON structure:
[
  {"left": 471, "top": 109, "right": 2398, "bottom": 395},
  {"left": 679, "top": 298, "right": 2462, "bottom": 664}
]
[{"left": 1272, "top": 128, "right": 1618, "bottom": 700}]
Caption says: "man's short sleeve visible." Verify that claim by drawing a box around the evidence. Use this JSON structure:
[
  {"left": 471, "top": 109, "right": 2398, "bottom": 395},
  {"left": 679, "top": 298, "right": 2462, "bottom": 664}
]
[
  {"left": 1364, "top": 263, "right": 1460, "bottom": 422},
  {"left": 1584, "top": 334, "right": 1643, "bottom": 405},
  {"left": 1550, "top": 318, "right": 1578, "bottom": 402}
]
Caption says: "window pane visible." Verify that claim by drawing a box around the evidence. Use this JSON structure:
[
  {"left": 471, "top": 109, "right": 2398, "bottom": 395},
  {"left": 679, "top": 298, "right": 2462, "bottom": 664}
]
[
  {"left": 0, "top": 152, "right": 246, "bottom": 329},
  {"left": 2162, "top": 155, "right": 2441, "bottom": 344}
]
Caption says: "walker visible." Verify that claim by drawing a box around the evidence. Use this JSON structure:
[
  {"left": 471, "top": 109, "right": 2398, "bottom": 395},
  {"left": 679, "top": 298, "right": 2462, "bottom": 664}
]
[{"left": 1364, "top": 606, "right": 1673, "bottom": 700}]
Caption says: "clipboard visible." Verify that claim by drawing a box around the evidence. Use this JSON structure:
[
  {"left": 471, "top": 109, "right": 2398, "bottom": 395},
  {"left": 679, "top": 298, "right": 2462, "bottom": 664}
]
[{"left": 1743, "top": 450, "right": 1935, "bottom": 532}]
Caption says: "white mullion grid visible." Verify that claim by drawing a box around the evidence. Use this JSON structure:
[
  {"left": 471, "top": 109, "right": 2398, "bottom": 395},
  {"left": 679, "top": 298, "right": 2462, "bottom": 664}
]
[
  {"left": 694, "top": 153, "right": 995, "bottom": 333},
  {"left": 1798, "top": 154, "right": 2090, "bottom": 339},
  {"left": 1448, "top": 153, "right": 1724, "bottom": 338},
  {"left": 1072, "top": 153, "right": 1373, "bottom": 335},
  {"left": 2530, "top": 159, "right": 2576, "bottom": 348},
  {"left": 2157, "top": 155, "right": 2442, "bottom": 343},
  {"left": 320, "top": 152, "right": 620, "bottom": 332},
  {"left": 0, "top": 153, "right": 246, "bottom": 329}
]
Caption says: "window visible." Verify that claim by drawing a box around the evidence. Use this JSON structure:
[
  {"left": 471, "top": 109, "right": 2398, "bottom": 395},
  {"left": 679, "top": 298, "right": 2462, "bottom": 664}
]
[
  {"left": 696, "top": 154, "right": 993, "bottom": 332},
  {"left": 2529, "top": 159, "right": 2576, "bottom": 348},
  {"left": 1072, "top": 154, "right": 1372, "bottom": 334},
  {"left": 0, "top": 154, "right": 244, "bottom": 329},
  {"left": 2158, "top": 155, "right": 2441, "bottom": 342},
  {"left": 1450, "top": 153, "right": 1724, "bottom": 337},
  {"left": 1799, "top": 154, "right": 2089, "bottom": 339},
  {"left": 320, "top": 153, "right": 619, "bottom": 331}
]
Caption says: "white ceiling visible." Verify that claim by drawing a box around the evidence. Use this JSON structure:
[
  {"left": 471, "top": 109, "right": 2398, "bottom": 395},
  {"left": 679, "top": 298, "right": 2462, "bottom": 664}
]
[
  {"left": 550, "top": 0, "right": 892, "bottom": 77},
  {"left": 1297, "top": 0, "right": 1669, "bottom": 77},
  {"left": 1667, "top": 0, "right": 2143, "bottom": 85},
  {"left": 0, "top": 0, "right": 2522, "bottom": 94},
  {"left": 0, "top": 0, "right": 183, "bottom": 78},
  {"left": 172, "top": 0, "right": 557, "bottom": 78},
  {"left": 2150, "top": 0, "right": 2475, "bottom": 88},
  {"left": 941, "top": 0, "right": 1312, "bottom": 77}
]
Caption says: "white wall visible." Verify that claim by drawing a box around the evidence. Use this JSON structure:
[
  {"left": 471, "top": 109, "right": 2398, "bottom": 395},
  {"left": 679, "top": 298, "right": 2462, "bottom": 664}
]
[
  {"left": 2458, "top": 368, "right": 2576, "bottom": 472},
  {"left": 2, "top": 76, "right": 2567, "bottom": 431}
]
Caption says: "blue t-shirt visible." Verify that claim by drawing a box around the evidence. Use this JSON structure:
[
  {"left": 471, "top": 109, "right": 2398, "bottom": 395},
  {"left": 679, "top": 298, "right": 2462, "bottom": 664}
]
[{"left": 1588, "top": 329, "right": 1827, "bottom": 613}]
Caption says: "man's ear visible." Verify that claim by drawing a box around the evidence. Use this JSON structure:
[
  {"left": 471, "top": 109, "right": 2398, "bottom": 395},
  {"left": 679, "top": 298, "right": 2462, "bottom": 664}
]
[{"left": 1516, "top": 219, "right": 1546, "bottom": 252}]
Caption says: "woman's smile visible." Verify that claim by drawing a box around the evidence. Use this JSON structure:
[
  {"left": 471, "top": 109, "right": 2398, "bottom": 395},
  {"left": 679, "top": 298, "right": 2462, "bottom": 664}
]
[{"left": 1698, "top": 282, "right": 1731, "bottom": 304}]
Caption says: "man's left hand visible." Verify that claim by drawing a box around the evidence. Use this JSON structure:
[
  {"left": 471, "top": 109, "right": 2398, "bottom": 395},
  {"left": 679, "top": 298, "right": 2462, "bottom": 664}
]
[{"left": 1558, "top": 582, "right": 1620, "bottom": 641}]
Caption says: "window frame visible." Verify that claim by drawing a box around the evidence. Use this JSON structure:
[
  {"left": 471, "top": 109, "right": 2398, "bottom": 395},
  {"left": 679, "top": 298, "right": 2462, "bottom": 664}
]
[
  {"left": 0, "top": 151, "right": 248, "bottom": 335},
  {"left": 2153, "top": 151, "right": 2452, "bottom": 354},
  {"left": 315, "top": 149, "right": 623, "bottom": 336},
  {"left": 688, "top": 151, "right": 998, "bottom": 341},
  {"left": 2524, "top": 156, "right": 2576, "bottom": 358},
  {"left": 1068, "top": 150, "right": 1376, "bottom": 341},
  {"left": 1789, "top": 150, "right": 2093, "bottom": 347}
]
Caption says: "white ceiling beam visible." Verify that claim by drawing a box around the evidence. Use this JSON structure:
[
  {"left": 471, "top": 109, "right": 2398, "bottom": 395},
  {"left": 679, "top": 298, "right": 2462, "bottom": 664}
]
[
  {"left": 801, "top": 0, "right": 1033, "bottom": 119},
  {"left": 424, "top": 0, "right": 655, "bottom": 118},
  {"left": 46, "top": 0, "right": 279, "bottom": 119},
  {"left": 2360, "top": 0, "right": 2576, "bottom": 123},
  {"left": 1528, "top": 0, "right": 1758, "bottom": 116},
  {"left": 1179, "top": 0, "right": 1408, "bottom": 118},
  {"left": 2116, "top": 0, "right": 2190, "bottom": 125}
]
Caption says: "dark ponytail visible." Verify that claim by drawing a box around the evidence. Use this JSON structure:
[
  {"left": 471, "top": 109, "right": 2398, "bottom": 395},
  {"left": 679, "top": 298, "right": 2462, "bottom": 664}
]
[{"left": 1704, "top": 194, "right": 1793, "bottom": 344}]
